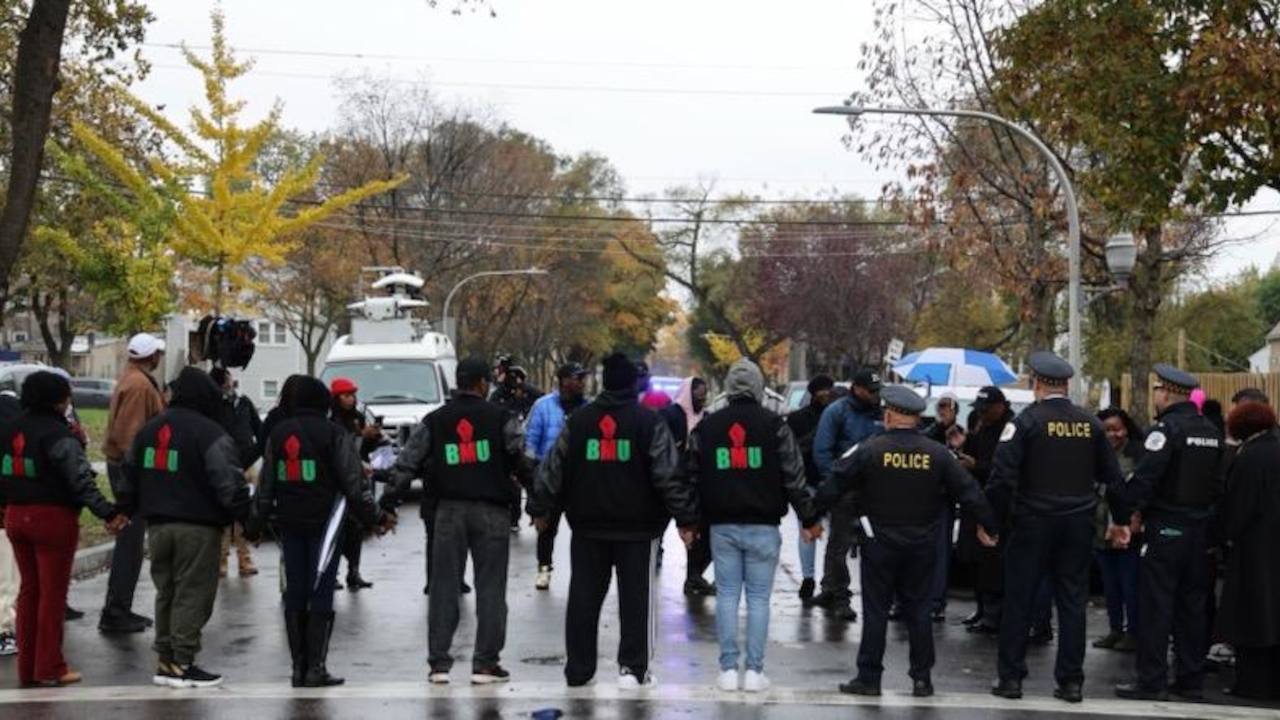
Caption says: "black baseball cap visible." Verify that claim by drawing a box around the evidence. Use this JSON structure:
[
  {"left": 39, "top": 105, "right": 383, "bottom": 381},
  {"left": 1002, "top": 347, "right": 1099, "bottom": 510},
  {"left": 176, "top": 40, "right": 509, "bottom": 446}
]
[
  {"left": 457, "top": 357, "right": 493, "bottom": 387},
  {"left": 973, "top": 386, "right": 1007, "bottom": 408},
  {"left": 852, "top": 370, "right": 882, "bottom": 391},
  {"left": 556, "top": 362, "right": 588, "bottom": 379}
]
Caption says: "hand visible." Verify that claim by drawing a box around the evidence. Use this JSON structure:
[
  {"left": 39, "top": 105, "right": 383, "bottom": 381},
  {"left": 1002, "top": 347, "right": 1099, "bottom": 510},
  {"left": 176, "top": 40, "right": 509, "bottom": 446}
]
[
  {"left": 362, "top": 424, "right": 382, "bottom": 440},
  {"left": 959, "top": 454, "right": 976, "bottom": 470},
  {"left": 801, "top": 524, "right": 824, "bottom": 543},
  {"left": 374, "top": 512, "right": 398, "bottom": 536},
  {"left": 363, "top": 463, "right": 374, "bottom": 478},
  {"left": 1128, "top": 511, "right": 1143, "bottom": 536},
  {"left": 533, "top": 517, "right": 549, "bottom": 534},
  {"left": 1106, "top": 524, "right": 1131, "bottom": 548},
  {"left": 678, "top": 526, "right": 698, "bottom": 548},
  {"left": 977, "top": 526, "right": 999, "bottom": 547},
  {"left": 105, "top": 514, "right": 130, "bottom": 535}
]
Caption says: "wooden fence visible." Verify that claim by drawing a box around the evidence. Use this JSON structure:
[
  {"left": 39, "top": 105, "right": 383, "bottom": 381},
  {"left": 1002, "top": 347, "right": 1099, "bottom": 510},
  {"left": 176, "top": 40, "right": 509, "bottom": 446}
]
[{"left": 1121, "top": 372, "right": 1280, "bottom": 418}]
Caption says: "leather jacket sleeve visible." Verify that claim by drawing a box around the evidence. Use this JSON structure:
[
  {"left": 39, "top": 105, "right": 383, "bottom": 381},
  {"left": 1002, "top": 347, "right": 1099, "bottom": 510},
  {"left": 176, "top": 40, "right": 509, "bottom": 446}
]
[
  {"left": 649, "top": 419, "right": 699, "bottom": 527},
  {"left": 381, "top": 421, "right": 432, "bottom": 511},
  {"left": 503, "top": 410, "right": 535, "bottom": 491},
  {"left": 204, "top": 434, "right": 251, "bottom": 522},
  {"left": 49, "top": 436, "right": 116, "bottom": 520},
  {"left": 334, "top": 427, "right": 382, "bottom": 527},
  {"left": 530, "top": 427, "right": 571, "bottom": 519},
  {"left": 777, "top": 421, "right": 818, "bottom": 525}
]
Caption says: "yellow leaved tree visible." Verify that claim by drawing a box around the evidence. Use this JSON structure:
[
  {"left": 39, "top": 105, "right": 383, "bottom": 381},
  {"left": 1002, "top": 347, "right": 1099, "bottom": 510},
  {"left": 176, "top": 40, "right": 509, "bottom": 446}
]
[{"left": 73, "top": 9, "right": 405, "bottom": 313}]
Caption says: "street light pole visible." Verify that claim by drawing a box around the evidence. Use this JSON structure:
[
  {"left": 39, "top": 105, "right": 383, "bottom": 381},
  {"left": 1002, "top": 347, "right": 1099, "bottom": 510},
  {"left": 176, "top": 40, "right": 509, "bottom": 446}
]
[
  {"left": 814, "top": 105, "right": 1084, "bottom": 401},
  {"left": 441, "top": 267, "right": 549, "bottom": 346}
]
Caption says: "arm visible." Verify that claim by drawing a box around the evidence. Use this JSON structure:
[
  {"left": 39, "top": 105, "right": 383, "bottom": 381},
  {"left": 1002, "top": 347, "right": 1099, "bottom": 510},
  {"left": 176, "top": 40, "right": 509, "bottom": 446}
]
[
  {"left": 503, "top": 410, "right": 535, "bottom": 491},
  {"left": 525, "top": 399, "right": 549, "bottom": 462},
  {"left": 1111, "top": 421, "right": 1175, "bottom": 520},
  {"left": 812, "top": 442, "right": 865, "bottom": 512},
  {"left": 243, "top": 400, "right": 264, "bottom": 468},
  {"left": 1217, "top": 449, "right": 1261, "bottom": 543},
  {"left": 1091, "top": 421, "right": 1128, "bottom": 524},
  {"left": 116, "top": 434, "right": 143, "bottom": 516},
  {"left": 649, "top": 420, "right": 699, "bottom": 527},
  {"left": 49, "top": 436, "right": 116, "bottom": 520},
  {"left": 203, "top": 434, "right": 250, "bottom": 521},
  {"left": 333, "top": 427, "right": 382, "bottom": 527},
  {"left": 942, "top": 453, "right": 996, "bottom": 532},
  {"left": 777, "top": 422, "right": 818, "bottom": 525},
  {"left": 530, "top": 426, "right": 571, "bottom": 519},
  {"left": 380, "top": 421, "right": 432, "bottom": 510},
  {"left": 985, "top": 416, "right": 1029, "bottom": 529},
  {"left": 812, "top": 403, "right": 840, "bottom": 476},
  {"left": 105, "top": 383, "right": 162, "bottom": 461}
]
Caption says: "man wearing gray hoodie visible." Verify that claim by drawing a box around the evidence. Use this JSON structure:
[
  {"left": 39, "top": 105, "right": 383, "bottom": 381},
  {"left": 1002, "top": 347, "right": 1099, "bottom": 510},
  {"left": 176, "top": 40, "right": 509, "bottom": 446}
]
[{"left": 685, "top": 360, "right": 824, "bottom": 693}]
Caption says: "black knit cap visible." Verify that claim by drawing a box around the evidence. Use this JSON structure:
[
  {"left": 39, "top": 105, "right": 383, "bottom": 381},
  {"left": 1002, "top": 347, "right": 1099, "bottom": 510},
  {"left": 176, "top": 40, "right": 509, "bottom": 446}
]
[
  {"left": 457, "top": 357, "right": 493, "bottom": 389},
  {"left": 602, "top": 352, "right": 638, "bottom": 391},
  {"left": 807, "top": 374, "right": 835, "bottom": 395}
]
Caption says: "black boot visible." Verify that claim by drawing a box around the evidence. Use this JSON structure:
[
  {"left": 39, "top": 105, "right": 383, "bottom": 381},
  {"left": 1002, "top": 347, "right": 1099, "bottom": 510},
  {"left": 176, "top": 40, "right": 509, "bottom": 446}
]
[
  {"left": 284, "top": 610, "right": 307, "bottom": 688},
  {"left": 302, "top": 611, "right": 345, "bottom": 687}
]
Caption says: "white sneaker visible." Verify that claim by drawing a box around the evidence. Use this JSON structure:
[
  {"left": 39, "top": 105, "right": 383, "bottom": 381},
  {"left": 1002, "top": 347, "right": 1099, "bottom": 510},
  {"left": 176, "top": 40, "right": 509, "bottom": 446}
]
[
  {"left": 716, "top": 669, "right": 740, "bottom": 691},
  {"left": 0, "top": 632, "right": 17, "bottom": 657},
  {"left": 743, "top": 670, "right": 771, "bottom": 693},
  {"left": 428, "top": 667, "right": 450, "bottom": 684},
  {"left": 618, "top": 668, "right": 655, "bottom": 690},
  {"left": 535, "top": 566, "right": 552, "bottom": 591}
]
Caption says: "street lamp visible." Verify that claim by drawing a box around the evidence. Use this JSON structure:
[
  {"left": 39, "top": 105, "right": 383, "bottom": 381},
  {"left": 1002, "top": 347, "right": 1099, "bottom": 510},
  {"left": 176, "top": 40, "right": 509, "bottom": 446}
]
[
  {"left": 1104, "top": 233, "right": 1138, "bottom": 288},
  {"left": 441, "top": 267, "right": 549, "bottom": 345},
  {"left": 814, "top": 104, "right": 1085, "bottom": 401}
]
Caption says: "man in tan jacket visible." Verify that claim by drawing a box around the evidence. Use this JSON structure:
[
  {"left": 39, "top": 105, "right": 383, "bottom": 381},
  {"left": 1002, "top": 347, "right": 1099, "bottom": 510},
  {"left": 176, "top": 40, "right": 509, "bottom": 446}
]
[{"left": 99, "top": 333, "right": 166, "bottom": 634}]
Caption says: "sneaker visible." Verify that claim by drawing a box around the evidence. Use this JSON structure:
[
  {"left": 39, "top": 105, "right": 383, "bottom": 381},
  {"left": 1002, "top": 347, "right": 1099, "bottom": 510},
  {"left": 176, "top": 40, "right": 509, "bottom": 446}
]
[
  {"left": 1093, "top": 631, "right": 1123, "bottom": 649},
  {"left": 1114, "top": 633, "right": 1137, "bottom": 652},
  {"left": 535, "top": 566, "right": 552, "bottom": 591},
  {"left": 716, "top": 669, "right": 739, "bottom": 692},
  {"left": 618, "top": 668, "right": 655, "bottom": 690},
  {"left": 0, "top": 632, "right": 16, "bottom": 657},
  {"left": 428, "top": 666, "right": 451, "bottom": 684},
  {"left": 153, "top": 661, "right": 180, "bottom": 687},
  {"left": 743, "top": 670, "right": 770, "bottom": 693},
  {"left": 471, "top": 665, "right": 511, "bottom": 685},
  {"left": 683, "top": 578, "right": 717, "bottom": 597},
  {"left": 167, "top": 664, "right": 223, "bottom": 689},
  {"left": 98, "top": 611, "right": 147, "bottom": 634},
  {"left": 64, "top": 606, "right": 85, "bottom": 621}
]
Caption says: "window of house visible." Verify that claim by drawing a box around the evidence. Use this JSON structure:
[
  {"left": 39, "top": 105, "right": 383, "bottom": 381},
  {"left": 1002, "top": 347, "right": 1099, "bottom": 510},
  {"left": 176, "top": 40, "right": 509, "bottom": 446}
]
[
  {"left": 263, "top": 379, "right": 280, "bottom": 401},
  {"left": 256, "top": 321, "right": 288, "bottom": 346},
  {"left": 10, "top": 331, "right": 27, "bottom": 344}
]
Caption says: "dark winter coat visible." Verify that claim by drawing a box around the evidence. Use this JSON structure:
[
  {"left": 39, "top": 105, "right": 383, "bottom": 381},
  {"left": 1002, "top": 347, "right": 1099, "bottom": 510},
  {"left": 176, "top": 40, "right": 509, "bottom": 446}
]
[{"left": 1216, "top": 427, "right": 1280, "bottom": 648}]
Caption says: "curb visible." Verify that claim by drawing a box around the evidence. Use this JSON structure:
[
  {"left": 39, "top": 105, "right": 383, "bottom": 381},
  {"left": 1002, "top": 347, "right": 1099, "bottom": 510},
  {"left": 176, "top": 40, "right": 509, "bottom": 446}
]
[{"left": 73, "top": 541, "right": 116, "bottom": 580}]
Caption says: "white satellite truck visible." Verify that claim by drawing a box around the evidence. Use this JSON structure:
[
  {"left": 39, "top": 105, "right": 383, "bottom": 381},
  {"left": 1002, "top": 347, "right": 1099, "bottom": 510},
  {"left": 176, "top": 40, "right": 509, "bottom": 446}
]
[{"left": 319, "top": 268, "right": 458, "bottom": 451}]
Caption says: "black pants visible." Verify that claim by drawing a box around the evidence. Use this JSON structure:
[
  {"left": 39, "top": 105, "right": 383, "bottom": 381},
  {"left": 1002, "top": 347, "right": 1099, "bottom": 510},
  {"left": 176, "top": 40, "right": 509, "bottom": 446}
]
[
  {"left": 565, "top": 535, "right": 658, "bottom": 686},
  {"left": 280, "top": 528, "right": 341, "bottom": 613},
  {"left": 857, "top": 533, "right": 936, "bottom": 682},
  {"left": 820, "top": 492, "right": 858, "bottom": 601},
  {"left": 998, "top": 511, "right": 1093, "bottom": 686},
  {"left": 1136, "top": 514, "right": 1209, "bottom": 692},
  {"left": 1233, "top": 646, "right": 1280, "bottom": 700},
  {"left": 510, "top": 483, "right": 522, "bottom": 525},
  {"left": 686, "top": 525, "right": 712, "bottom": 582},
  {"left": 340, "top": 517, "right": 363, "bottom": 578},
  {"left": 536, "top": 511, "right": 562, "bottom": 568},
  {"left": 103, "top": 463, "right": 147, "bottom": 617}
]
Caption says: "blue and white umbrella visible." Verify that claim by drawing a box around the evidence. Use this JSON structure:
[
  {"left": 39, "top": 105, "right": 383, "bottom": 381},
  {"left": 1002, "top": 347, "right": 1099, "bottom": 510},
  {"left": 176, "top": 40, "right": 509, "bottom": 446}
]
[{"left": 892, "top": 347, "right": 1017, "bottom": 387}]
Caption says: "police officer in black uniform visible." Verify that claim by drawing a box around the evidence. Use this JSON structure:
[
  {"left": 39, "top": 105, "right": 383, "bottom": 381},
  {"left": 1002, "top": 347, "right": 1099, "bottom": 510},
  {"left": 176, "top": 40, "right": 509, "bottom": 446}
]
[
  {"left": 987, "top": 352, "right": 1125, "bottom": 703},
  {"left": 815, "top": 385, "right": 998, "bottom": 698},
  {"left": 381, "top": 357, "right": 533, "bottom": 685},
  {"left": 1113, "top": 364, "right": 1223, "bottom": 702}
]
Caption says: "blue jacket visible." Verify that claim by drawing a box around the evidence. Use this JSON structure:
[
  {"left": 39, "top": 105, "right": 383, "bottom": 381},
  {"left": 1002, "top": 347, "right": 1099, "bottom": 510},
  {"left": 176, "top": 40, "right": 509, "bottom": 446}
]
[
  {"left": 813, "top": 395, "right": 884, "bottom": 477},
  {"left": 525, "top": 390, "right": 588, "bottom": 462}
]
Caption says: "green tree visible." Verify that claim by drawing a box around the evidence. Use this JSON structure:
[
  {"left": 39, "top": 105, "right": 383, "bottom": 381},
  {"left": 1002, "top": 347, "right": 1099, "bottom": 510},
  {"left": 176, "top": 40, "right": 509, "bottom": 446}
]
[{"left": 73, "top": 9, "right": 404, "bottom": 314}]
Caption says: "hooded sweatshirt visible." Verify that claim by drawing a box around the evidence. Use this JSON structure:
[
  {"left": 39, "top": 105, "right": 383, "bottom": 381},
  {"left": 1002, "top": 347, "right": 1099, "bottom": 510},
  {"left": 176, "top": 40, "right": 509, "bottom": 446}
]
[
  {"left": 686, "top": 359, "right": 818, "bottom": 526},
  {"left": 118, "top": 367, "right": 248, "bottom": 527}
]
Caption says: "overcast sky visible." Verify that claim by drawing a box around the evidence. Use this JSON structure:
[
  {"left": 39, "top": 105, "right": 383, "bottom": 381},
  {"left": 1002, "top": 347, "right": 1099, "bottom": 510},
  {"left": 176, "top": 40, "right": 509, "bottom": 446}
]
[{"left": 129, "top": 0, "right": 1280, "bottom": 282}]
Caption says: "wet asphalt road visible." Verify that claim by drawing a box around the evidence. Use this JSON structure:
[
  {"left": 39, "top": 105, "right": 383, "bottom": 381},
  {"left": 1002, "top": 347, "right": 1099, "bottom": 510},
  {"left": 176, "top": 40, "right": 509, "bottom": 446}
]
[{"left": 0, "top": 504, "right": 1276, "bottom": 719}]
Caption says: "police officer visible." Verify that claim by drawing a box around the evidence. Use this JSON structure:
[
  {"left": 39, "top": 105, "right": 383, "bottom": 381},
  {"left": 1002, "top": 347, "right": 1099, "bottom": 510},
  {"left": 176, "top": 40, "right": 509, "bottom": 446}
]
[
  {"left": 987, "top": 352, "right": 1125, "bottom": 703},
  {"left": 1113, "top": 364, "right": 1223, "bottom": 702},
  {"left": 531, "top": 352, "right": 699, "bottom": 690},
  {"left": 815, "top": 385, "right": 997, "bottom": 698},
  {"left": 381, "top": 357, "right": 532, "bottom": 685}
]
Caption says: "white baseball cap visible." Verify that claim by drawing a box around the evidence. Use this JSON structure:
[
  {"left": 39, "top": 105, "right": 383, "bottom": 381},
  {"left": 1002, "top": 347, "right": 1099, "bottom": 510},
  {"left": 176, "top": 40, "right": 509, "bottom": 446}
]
[{"left": 127, "top": 333, "right": 166, "bottom": 359}]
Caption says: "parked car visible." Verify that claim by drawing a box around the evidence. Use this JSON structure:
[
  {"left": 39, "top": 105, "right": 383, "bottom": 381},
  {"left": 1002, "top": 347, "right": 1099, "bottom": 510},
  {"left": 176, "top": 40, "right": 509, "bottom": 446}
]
[
  {"left": 71, "top": 377, "right": 117, "bottom": 409},
  {"left": 0, "top": 363, "right": 50, "bottom": 397}
]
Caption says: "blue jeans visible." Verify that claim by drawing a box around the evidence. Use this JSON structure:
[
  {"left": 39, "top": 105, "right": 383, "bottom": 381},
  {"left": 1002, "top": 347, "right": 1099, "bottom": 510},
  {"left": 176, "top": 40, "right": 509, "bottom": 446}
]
[
  {"left": 1096, "top": 547, "right": 1139, "bottom": 635},
  {"left": 711, "top": 524, "right": 781, "bottom": 672},
  {"left": 798, "top": 487, "right": 817, "bottom": 579}
]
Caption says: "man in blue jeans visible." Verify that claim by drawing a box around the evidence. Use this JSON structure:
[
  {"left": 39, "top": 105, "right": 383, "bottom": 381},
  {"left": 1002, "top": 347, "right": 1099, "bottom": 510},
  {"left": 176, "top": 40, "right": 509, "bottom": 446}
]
[
  {"left": 784, "top": 374, "right": 835, "bottom": 601},
  {"left": 687, "top": 360, "right": 823, "bottom": 693}
]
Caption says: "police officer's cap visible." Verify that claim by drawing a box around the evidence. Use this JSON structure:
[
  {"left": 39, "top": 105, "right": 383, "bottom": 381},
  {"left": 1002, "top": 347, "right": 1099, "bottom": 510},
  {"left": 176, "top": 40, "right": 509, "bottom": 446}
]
[
  {"left": 1028, "top": 351, "right": 1074, "bottom": 385},
  {"left": 881, "top": 385, "right": 926, "bottom": 415},
  {"left": 1153, "top": 363, "right": 1199, "bottom": 394}
]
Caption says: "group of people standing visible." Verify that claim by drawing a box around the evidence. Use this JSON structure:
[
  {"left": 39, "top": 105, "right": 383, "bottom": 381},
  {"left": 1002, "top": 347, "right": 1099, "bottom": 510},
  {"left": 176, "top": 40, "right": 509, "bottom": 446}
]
[{"left": 1, "top": 336, "right": 1279, "bottom": 708}]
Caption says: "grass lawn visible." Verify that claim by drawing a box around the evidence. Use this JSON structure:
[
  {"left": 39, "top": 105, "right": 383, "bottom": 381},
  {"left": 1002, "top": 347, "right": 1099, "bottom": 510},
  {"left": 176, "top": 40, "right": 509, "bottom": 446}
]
[{"left": 77, "top": 408, "right": 113, "bottom": 548}]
